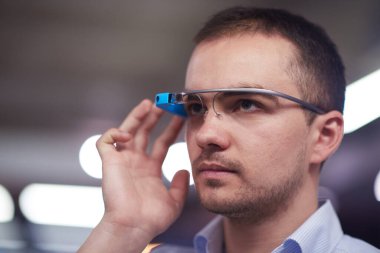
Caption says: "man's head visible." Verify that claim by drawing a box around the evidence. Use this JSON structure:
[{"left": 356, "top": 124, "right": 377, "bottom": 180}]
[
  {"left": 183, "top": 7, "right": 345, "bottom": 222},
  {"left": 194, "top": 6, "right": 346, "bottom": 118}
]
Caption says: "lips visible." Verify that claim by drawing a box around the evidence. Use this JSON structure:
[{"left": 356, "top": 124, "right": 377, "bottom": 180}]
[{"left": 196, "top": 162, "right": 238, "bottom": 175}]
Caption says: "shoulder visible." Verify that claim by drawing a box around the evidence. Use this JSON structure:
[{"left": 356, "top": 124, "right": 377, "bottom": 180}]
[
  {"left": 334, "top": 235, "right": 380, "bottom": 253},
  {"left": 151, "top": 244, "right": 194, "bottom": 253}
]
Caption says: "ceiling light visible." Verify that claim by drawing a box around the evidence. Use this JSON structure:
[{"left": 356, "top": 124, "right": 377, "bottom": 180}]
[
  {"left": 79, "top": 135, "right": 102, "bottom": 179},
  {"left": 0, "top": 185, "right": 14, "bottom": 223},
  {"left": 374, "top": 170, "right": 380, "bottom": 201},
  {"left": 19, "top": 184, "right": 103, "bottom": 227},
  {"left": 162, "top": 142, "right": 194, "bottom": 185},
  {"left": 344, "top": 69, "right": 380, "bottom": 134}
]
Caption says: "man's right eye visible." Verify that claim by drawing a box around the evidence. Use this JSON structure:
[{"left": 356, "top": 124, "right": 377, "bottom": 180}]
[{"left": 185, "top": 102, "right": 205, "bottom": 116}]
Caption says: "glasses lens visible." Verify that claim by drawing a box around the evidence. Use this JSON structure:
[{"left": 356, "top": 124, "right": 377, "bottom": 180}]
[
  {"left": 214, "top": 91, "right": 279, "bottom": 118},
  {"left": 182, "top": 94, "right": 205, "bottom": 117}
]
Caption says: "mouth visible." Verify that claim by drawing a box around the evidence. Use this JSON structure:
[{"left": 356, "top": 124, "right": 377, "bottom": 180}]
[{"left": 196, "top": 162, "right": 238, "bottom": 178}]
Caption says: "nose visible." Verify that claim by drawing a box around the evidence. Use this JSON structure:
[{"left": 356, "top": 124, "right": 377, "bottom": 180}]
[{"left": 194, "top": 113, "right": 231, "bottom": 151}]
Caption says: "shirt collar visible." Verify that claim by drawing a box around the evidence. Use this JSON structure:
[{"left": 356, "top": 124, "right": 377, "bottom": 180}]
[
  {"left": 282, "top": 200, "right": 344, "bottom": 253},
  {"left": 194, "top": 215, "right": 224, "bottom": 253},
  {"left": 193, "top": 200, "right": 344, "bottom": 253}
]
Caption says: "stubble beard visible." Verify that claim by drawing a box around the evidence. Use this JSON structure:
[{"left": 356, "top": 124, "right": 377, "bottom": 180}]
[{"left": 194, "top": 149, "right": 306, "bottom": 225}]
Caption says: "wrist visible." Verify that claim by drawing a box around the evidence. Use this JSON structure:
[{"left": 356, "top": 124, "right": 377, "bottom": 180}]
[
  {"left": 78, "top": 216, "right": 155, "bottom": 253},
  {"left": 100, "top": 215, "right": 155, "bottom": 242}
]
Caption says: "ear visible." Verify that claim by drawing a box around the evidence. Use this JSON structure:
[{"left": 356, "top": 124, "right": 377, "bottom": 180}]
[{"left": 309, "top": 111, "right": 344, "bottom": 164}]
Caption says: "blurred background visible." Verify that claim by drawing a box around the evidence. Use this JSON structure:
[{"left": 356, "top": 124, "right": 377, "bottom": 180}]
[{"left": 0, "top": 0, "right": 380, "bottom": 252}]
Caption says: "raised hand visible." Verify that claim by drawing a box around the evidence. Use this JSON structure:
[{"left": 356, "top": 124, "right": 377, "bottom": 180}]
[{"left": 78, "top": 99, "right": 189, "bottom": 253}]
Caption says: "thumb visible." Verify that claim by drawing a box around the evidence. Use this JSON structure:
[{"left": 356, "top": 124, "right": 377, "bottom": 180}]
[{"left": 169, "top": 170, "right": 190, "bottom": 211}]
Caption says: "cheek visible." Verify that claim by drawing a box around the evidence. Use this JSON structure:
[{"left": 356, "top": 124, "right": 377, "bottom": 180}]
[
  {"left": 236, "top": 121, "right": 308, "bottom": 176},
  {"left": 185, "top": 125, "right": 199, "bottom": 161}
]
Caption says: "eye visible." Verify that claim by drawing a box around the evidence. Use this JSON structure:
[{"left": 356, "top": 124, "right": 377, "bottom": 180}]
[
  {"left": 185, "top": 102, "right": 206, "bottom": 116},
  {"left": 235, "top": 99, "right": 261, "bottom": 113},
  {"left": 183, "top": 94, "right": 206, "bottom": 117}
]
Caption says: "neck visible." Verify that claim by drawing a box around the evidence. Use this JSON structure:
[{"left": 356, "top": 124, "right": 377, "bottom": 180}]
[{"left": 223, "top": 175, "right": 319, "bottom": 253}]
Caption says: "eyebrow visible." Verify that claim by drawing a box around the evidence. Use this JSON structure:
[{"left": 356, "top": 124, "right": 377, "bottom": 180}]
[
  {"left": 242, "top": 83, "right": 280, "bottom": 104},
  {"left": 237, "top": 82, "right": 265, "bottom": 89}
]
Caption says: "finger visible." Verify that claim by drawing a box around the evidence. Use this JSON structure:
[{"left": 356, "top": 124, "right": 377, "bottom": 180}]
[
  {"left": 119, "top": 99, "right": 153, "bottom": 135},
  {"left": 169, "top": 170, "right": 190, "bottom": 212},
  {"left": 151, "top": 116, "right": 184, "bottom": 163},
  {"left": 96, "top": 128, "right": 132, "bottom": 158},
  {"left": 133, "top": 105, "right": 165, "bottom": 151}
]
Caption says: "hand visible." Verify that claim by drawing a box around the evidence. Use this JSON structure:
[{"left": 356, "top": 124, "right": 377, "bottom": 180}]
[{"left": 78, "top": 99, "right": 189, "bottom": 253}]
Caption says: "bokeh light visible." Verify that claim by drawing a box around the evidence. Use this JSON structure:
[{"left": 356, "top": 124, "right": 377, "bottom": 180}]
[
  {"left": 162, "top": 142, "right": 194, "bottom": 185},
  {"left": 79, "top": 135, "right": 102, "bottom": 179}
]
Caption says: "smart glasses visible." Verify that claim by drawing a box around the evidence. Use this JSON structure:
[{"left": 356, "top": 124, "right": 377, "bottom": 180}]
[{"left": 155, "top": 88, "right": 325, "bottom": 118}]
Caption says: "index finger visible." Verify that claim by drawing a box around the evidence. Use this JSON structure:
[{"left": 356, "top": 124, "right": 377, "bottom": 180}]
[{"left": 119, "top": 99, "right": 162, "bottom": 135}]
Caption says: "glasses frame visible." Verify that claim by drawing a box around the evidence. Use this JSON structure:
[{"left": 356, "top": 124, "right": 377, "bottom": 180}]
[{"left": 155, "top": 88, "right": 326, "bottom": 117}]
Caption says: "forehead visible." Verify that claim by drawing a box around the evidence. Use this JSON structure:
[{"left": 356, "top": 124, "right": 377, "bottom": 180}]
[{"left": 185, "top": 34, "right": 300, "bottom": 96}]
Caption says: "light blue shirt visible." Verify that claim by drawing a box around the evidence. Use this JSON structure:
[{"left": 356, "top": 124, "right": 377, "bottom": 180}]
[{"left": 153, "top": 200, "right": 379, "bottom": 253}]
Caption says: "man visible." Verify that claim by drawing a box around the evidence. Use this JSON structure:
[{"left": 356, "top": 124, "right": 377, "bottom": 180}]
[{"left": 79, "top": 7, "right": 379, "bottom": 253}]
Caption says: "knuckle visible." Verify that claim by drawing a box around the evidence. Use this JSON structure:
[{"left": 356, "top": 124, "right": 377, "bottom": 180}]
[
  {"left": 95, "top": 137, "right": 103, "bottom": 149},
  {"left": 96, "top": 128, "right": 118, "bottom": 148}
]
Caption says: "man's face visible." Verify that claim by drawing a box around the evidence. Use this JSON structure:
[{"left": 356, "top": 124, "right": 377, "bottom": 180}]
[{"left": 185, "top": 34, "right": 313, "bottom": 221}]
